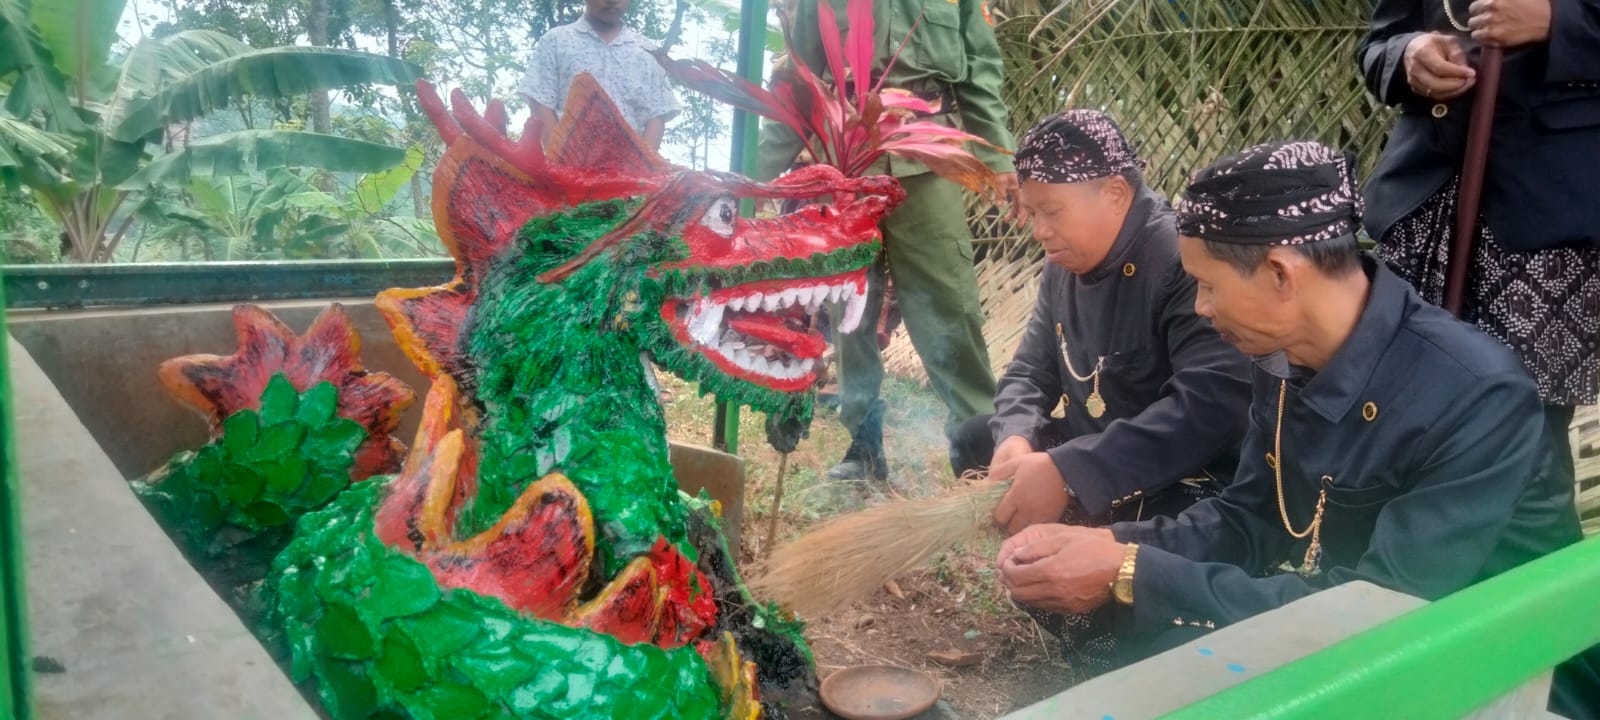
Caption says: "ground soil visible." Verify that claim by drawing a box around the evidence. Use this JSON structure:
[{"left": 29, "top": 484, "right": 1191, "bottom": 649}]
[{"left": 660, "top": 375, "right": 1074, "bottom": 719}]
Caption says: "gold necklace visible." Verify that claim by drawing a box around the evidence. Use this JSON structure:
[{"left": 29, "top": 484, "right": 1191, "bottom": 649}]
[
  {"left": 1266, "top": 379, "right": 1327, "bottom": 574},
  {"left": 1442, "top": 0, "right": 1470, "bottom": 32},
  {"left": 1051, "top": 322, "right": 1106, "bottom": 419}
]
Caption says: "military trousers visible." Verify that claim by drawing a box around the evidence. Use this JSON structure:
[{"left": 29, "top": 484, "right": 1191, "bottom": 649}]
[{"left": 833, "top": 172, "right": 997, "bottom": 440}]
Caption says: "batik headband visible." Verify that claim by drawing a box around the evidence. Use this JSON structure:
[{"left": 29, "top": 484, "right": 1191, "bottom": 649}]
[
  {"left": 1175, "top": 140, "right": 1364, "bottom": 246},
  {"left": 1014, "top": 109, "right": 1146, "bottom": 184}
]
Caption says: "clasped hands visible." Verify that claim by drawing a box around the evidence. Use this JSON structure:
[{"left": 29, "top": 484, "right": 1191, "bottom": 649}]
[
  {"left": 996, "top": 523, "right": 1126, "bottom": 615},
  {"left": 985, "top": 435, "right": 1127, "bottom": 614},
  {"left": 1403, "top": 0, "right": 1552, "bottom": 101}
]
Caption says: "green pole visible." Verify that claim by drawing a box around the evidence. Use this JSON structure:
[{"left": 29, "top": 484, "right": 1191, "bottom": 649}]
[
  {"left": 712, "top": 0, "right": 772, "bottom": 456},
  {"left": 0, "top": 266, "right": 32, "bottom": 720},
  {"left": 1161, "top": 536, "right": 1600, "bottom": 720}
]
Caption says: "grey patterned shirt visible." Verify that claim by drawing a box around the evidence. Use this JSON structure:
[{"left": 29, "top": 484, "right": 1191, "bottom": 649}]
[{"left": 517, "top": 17, "right": 681, "bottom": 133}]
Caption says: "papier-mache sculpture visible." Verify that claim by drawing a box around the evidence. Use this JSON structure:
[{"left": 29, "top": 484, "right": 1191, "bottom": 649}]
[{"left": 134, "top": 0, "right": 998, "bottom": 715}]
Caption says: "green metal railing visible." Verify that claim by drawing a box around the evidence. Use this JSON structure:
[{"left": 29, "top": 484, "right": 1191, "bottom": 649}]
[
  {"left": 1162, "top": 536, "right": 1600, "bottom": 719},
  {"left": 1, "top": 267, "right": 32, "bottom": 720},
  {"left": 709, "top": 0, "right": 773, "bottom": 455}
]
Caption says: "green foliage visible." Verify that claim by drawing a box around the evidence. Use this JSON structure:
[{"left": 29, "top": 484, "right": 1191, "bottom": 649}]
[
  {"left": 0, "top": 0, "right": 422, "bottom": 262},
  {"left": 133, "top": 374, "right": 368, "bottom": 558},
  {"left": 663, "top": 33, "right": 736, "bottom": 170},
  {"left": 130, "top": 163, "right": 442, "bottom": 262},
  {"left": 0, "top": 186, "right": 58, "bottom": 263},
  {"left": 128, "top": 130, "right": 407, "bottom": 186}
]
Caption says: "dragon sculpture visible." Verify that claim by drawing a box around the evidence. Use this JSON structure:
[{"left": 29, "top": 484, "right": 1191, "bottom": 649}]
[
  {"left": 136, "top": 75, "right": 901, "bottom": 719},
  {"left": 134, "top": 0, "right": 1001, "bottom": 715}
]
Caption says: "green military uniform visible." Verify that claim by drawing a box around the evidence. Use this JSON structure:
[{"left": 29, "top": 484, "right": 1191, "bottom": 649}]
[{"left": 756, "top": 0, "right": 1017, "bottom": 454}]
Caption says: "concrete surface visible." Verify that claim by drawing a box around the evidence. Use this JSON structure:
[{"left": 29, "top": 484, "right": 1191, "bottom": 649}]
[
  {"left": 999, "top": 580, "right": 1558, "bottom": 720},
  {"left": 8, "top": 299, "right": 427, "bottom": 480},
  {"left": 8, "top": 302, "right": 753, "bottom": 719},
  {"left": 11, "top": 335, "right": 319, "bottom": 720},
  {"left": 6, "top": 300, "right": 745, "bottom": 527}
]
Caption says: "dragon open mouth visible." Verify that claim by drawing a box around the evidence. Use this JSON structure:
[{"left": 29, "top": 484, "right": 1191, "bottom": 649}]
[{"left": 664, "top": 270, "right": 869, "bottom": 391}]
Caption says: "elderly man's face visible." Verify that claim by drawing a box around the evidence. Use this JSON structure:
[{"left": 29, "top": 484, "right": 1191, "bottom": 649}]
[
  {"left": 1018, "top": 177, "right": 1132, "bottom": 275},
  {"left": 1177, "top": 235, "right": 1297, "bottom": 356}
]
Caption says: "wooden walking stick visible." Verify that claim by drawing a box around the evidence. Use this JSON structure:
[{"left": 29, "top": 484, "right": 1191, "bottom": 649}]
[{"left": 1442, "top": 45, "right": 1505, "bottom": 316}]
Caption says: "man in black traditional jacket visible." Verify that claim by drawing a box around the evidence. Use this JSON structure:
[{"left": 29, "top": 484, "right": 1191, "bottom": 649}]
[
  {"left": 997, "top": 141, "right": 1595, "bottom": 717},
  {"left": 947, "top": 111, "right": 1252, "bottom": 681},
  {"left": 948, "top": 110, "right": 1251, "bottom": 535}
]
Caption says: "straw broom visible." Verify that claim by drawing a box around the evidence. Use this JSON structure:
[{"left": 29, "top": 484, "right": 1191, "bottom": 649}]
[{"left": 749, "top": 476, "right": 1008, "bottom": 617}]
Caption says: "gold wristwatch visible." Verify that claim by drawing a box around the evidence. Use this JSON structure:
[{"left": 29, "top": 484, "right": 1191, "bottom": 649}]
[{"left": 1112, "top": 543, "right": 1139, "bottom": 605}]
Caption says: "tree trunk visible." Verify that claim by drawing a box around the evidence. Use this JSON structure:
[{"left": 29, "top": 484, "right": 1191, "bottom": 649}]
[
  {"left": 308, "top": 0, "right": 332, "bottom": 136},
  {"left": 383, "top": 0, "right": 400, "bottom": 58},
  {"left": 308, "top": 0, "right": 333, "bottom": 193}
]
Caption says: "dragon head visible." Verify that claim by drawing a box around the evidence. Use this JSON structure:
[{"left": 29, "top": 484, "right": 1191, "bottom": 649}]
[{"left": 379, "top": 76, "right": 903, "bottom": 427}]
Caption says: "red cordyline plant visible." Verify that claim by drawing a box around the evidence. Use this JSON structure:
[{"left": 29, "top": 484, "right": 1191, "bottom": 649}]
[{"left": 655, "top": 0, "right": 1004, "bottom": 197}]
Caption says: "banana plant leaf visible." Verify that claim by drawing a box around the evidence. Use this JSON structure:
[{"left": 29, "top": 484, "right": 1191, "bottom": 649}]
[
  {"left": 30, "top": 0, "right": 124, "bottom": 90},
  {"left": 354, "top": 145, "right": 423, "bottom": 214},
  {"left": 0, "top": 115, "right": 74, "bottom": 184},
  {"left": 0, "top": 0, "right": 85, "bottom": 132},
  {"left": 122, "top": 130, "right": 407, "bottom": 188},
  {"left": 107, "top": 46, "right": 422, "bottom": 143}
]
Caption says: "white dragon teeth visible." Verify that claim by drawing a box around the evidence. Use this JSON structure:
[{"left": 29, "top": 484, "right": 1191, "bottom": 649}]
[
  {"left": 689, "top": 301, "right": 724, "bottom": 346},
  {"left": 728, "top": 296, "right": 746, "bottom": 312},
  {"left": 839, "top": 283, "right": 868, "bottom": 334},
  {"left": 794, "top": 286, "right": 815, "bottom": 308}
]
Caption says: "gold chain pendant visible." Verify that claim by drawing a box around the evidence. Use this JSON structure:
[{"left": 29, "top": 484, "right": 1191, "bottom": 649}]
[
  {"left": 1055, "top": 322, "right": 1108, "bottom": 419},
  {"left": 1085, "top": 375, "right": 1106, "bottom": 418}
]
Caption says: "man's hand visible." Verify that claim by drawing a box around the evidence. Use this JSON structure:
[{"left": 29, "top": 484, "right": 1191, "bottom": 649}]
[
  {"left": 989, "top": 451, "right": 1071, "bottom": 536},
  {"left": 1469, "top": 0, "right": 1552, "bottom": 48},
  {"left": 995, "top": 172, "right": 1026, "bottom": 224},
  {"left": 996, "top": 524, "right": 1122, "bottom": 614},
  {"left": 1403, "top": 33, "right": 1478, "bottom": 101},
  {"left": 989, "top": 435, "right": 1034, "bottom": 471}
]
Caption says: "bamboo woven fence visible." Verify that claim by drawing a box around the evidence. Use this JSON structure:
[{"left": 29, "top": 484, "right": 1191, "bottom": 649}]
[
  {"left": 880, "top": 0, "right": 1392, "bottom": 382},
  {"left": 872, "top": 0, "right": 1600, "bottom": 534}
]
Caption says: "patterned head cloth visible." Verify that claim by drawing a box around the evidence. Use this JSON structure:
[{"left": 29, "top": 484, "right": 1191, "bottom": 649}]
[
  {"left": 1014, "top": 109, "right": 1145, "bottom": 184},
  {"left": 1175, "top": 140, "right": 1364, "bottom": 246}
]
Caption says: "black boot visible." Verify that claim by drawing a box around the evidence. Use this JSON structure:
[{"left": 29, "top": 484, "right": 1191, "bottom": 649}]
[{"left": 827, "top": 400, "right": 887, "bottom": 483}]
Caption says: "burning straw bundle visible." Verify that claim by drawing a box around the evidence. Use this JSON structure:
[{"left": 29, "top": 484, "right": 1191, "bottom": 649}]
[{"left": 750, "top": 479, "right": 1008, "bottom": 617}]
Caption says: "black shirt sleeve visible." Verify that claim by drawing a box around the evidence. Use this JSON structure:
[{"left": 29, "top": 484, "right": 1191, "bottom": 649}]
[
  {"left": 990, "top": 268, "right": 1062, "bottom": 449},
  {"left": 1114, "top": 373, "right": 1548, "bottom": 632},
  {"left": 1359, "top": 0, "right": 1427, "bottom": 109},
  {"left": 1047, "top": 263, "right": 1253, "bottom": 516}
]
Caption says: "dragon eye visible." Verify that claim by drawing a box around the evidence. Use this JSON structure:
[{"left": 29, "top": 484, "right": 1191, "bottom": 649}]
[{"left": 702, "top": 197, "right": 737, "bottom": 237}]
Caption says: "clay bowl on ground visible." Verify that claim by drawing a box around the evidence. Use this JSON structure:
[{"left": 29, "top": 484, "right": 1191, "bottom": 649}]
[{"left": 818, "top": 665, "right": 942, "bottom": 720}]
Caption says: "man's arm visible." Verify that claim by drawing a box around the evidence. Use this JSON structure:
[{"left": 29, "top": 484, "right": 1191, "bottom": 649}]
[
  {"left": 1047, "top": 264, "right": 1252, "bottom": 516},
  {"left": 1109, "top": 412, "right": 1286, "bottom": 572},
  {"left": 1547, "top": 0, "right": 1600, "bottom": 83},
  {"left": 518, "top": 37, "right": 565, "bottom": 148},
  {"left": 954, "top": 0, "right": 1015, "bottom": 172},
  {"left": 757, "top": 2, "right": 827, "bottom": 182},
  {"left": 1359, "top": 0, "right": 1428, "bottom": 107},
  {"left": 989, "top": 267, "right": 1062, "bottom": 449},
  {"left": 638, "top": 57, "right": 681, "bottom": 151},
  {"left": 1125, "top": 373, "right": 1548, "bottom": 632},
  {"left": 531, "top": 103, "right": 560, "bottom": 149}
]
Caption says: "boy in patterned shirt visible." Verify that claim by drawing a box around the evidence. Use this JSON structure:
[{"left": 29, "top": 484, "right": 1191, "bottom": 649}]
[{"left": 518, "top": 0, "right": 681, "bottom": 150}]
